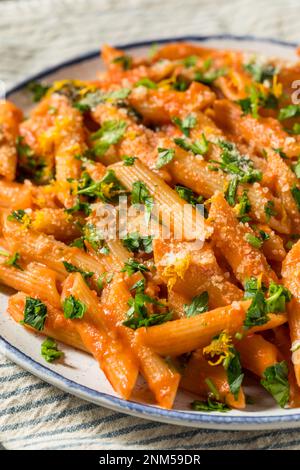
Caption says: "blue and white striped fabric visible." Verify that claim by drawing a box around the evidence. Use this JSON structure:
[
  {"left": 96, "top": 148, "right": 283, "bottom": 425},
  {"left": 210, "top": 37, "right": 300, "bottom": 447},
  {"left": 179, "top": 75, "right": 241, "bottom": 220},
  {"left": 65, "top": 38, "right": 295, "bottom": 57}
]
[
  {"left": 2, "top": 354, "right": 300, "bottom": 450},
  {"left": 1, "top": 0, "right": 300, "bottom": 450}
]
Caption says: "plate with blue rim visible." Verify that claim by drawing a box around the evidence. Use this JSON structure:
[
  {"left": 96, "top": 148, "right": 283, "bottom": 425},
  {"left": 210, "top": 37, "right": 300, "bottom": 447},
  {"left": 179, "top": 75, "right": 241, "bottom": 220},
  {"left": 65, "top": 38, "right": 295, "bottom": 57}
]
[{"left": 1, "top": 34, "right": 299, "bottom": 430}]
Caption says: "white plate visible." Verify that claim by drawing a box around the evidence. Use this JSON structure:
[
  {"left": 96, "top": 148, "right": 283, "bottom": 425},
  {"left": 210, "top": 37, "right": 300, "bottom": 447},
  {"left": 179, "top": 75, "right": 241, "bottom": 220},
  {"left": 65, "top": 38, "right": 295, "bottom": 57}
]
[{"left": 1, "top": 35, "right": 300, "bottom": 430}]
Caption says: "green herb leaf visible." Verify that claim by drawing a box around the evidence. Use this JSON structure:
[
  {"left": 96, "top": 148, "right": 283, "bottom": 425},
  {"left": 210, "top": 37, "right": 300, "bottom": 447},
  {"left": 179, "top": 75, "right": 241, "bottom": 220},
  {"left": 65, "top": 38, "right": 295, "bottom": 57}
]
[
  {"left": 134, "top": 78, "right": 157, "bottom": 89},
  {"left": 41, "top": 337, "right": 63, "bottom": 363},
  {"left": 27, "top": 81, "right": 50, "bottom": 102},
  {"left": 74, "top": 88, "right": 131, "bottom": 112},
  {"left": 244, "top": 290, "right": 269, "bottom": 328},
  {"left": 224, "top": 177, "right": 239, "bottom": 206},
  {"left": 62, "top": 261, "right": 93, "bottom": 280},
  {"left": 278, "top": 104, "right": 300, "bottom": 121},
  {"left": 184, "top": 291, "right": 209, "bottom": 317},
  {"left": 264, "top": 200, "right": 277, "bottom": 222},
  {"left": 123, "top": 293, "right": 171, "bottom": 329},
  {"left": 174, "top": 133, "right": 209, "bottom": 156},
  {"left": 194, "top": 67, "right": 227, "bottom": 85},
  {"left": 293, "top": 157, "right": 300, "bottom": 178},
  {"left": 175, "top": 185, "right": 203, "bottom": 207},
  {"left": 226, "top": 348, "right": 244, "bottom": 400},
  {"left": 172, "top": 114, "right": 197, "bottom": 137},
  {"left": 156, "top": 147, "right": 175, "bottom": 169},
  {"left": 244, "top": 62, "right": 277, "bottom": 83},
  {"left": 77, "top": 169, "right": 127, "bottom": 203},
  {"left": 63, "top": 295, "right": 86, "bottom": 319},
  {"left": 5, "top": 252, "right": 23, "bottom": 270},
  {"left": 236, "top": 190, "right": 251, "bottom": 222},
  {"left": 122, "top": 155, "right": 137, "bottom": 166},
  {"left": 112, "top": 55, "right": 132, "bottom": 70},
  {"left": 266, "top": 282, "right": 292, "bottom": 313},
  {"left": 65, "top": 200, "right": 91, "bottom": 216},
  {"left": 22, "top": 297, "right": 47, "bottom": 331},
  {"left": 91, "top": 120, "right": 127, "bottom": 156},
  {"left": 215, "top": 140, "right": 262, "bottom": 183},
  {"left": 122, "top": 232, "right": 153, "bottom": 254},
  {"left": 121, "top": 258, "right": 150, "bottom": 276},
  {"left": 192, "top": 398, "right": 230, "bottom": 412},
  {"left": 131, "top": 181, "right": 154, "bottom": 222},
  {"left": 183, "top": 55, "right": 198, "bottom": 68},
  {"left": 245, "top": 233, "right": 263, "bottom": 249},
  {"left": 291, "top": 185, "right": 300, "bottom": 210},
  {"left": 261, "top": 361, "right": 290, "bottom": 408}
]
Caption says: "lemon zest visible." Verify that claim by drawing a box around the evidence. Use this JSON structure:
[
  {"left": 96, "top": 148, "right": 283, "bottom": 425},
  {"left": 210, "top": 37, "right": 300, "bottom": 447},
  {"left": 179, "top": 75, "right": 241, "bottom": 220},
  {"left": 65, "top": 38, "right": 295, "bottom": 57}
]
[{"left": 203, "top": 331, "right": 234, "bottom": 366}]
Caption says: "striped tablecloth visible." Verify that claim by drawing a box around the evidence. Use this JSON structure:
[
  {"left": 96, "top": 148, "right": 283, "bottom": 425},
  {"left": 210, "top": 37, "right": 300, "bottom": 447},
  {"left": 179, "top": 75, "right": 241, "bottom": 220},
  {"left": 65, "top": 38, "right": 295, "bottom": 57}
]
[{"left": 1, "top": 0, "right": 300, "bottom": 450}]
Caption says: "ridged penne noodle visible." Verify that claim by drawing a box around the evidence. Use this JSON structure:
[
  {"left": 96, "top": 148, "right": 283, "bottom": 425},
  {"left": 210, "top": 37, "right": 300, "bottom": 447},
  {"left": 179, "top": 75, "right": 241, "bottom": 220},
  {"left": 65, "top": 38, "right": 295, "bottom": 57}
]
[
  {"left": 181, "top": 350, "right": 245, "bottom": 409},
  {"left": 8, "top": 292, "right": 86, "bottom": 351},
  {"left": 209, "top": 192, "right": 278, "bottom": 285},
  {"left": 0, "top": 258, "right": 61, "bottom": 308},
  {"left": 0, "top": 180, "right": 32, "bottom": 209},
  {"left": 62, "top": 272, "right": 139, "bottom": 399},
  {"left": 111, "top": 159, "right": 207, "bottom": 242},
  {"left": 101, "top": 274, "right": 180, "bottom": 408},
  {"left": 2, "top": 216, "right": 107, "bottom": 279},
  {"left": 236, "top": 334, "right": 280, "bottom": 377},
  {"left": 136, "top": 300, "right": 287, "bottom": 357},
  {"left": 31, "top": 208, "right": 82, "bottom": 241}
]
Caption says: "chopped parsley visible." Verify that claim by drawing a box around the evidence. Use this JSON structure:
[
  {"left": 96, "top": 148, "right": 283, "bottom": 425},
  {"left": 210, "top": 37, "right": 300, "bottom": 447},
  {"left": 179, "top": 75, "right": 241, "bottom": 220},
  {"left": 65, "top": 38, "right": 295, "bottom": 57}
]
[
  {"left": 292, "top": 157, "right": 300, "bottom": 178},
  {"left": 112, "top": 55, "right": 132, "bottom": 70},
  {"left": 131, "top": 181, "right": 154, "bottom": 222},
  {"left": 244, "top": 233, "right": 263, "bottom": 249},
  {"left": 130, "top": 278, "right": 145, "bottom": 294},
  {"left": 172, "top": 75, "right": 189, "bottom": 91},
  {"left": 194, "top": 67, "right": 227, "bottom": 85},
  {"left": 122, "top": 232, "right": 153, "bottom": 254},
  {"left": 91, "top": 120, "right": 127, "bottom": 156},
  {"left": 63, "top": 295, "right": 86, "bottom": 319},
  {"left": 65, "top": 200, "right": 91, "bottom": 216},
  {"left": 278, "top": 104, "right": 300, "bottom": 121},
  {"left": 244, "top": 289, "right": 269, "bottom": 328},
  {"left": 236, "top": 190, "right": 251, "bottom": 222},
  {"left": 62, "top": 261, "right": 93, "bottom": 280},
  {"left": 266, "top": 281, "right": 292, "bottom": 313},
  {"left": 244, "top": 61, "right": 277, "bottom": 83},
  {"left": 156, "top": 147, "right": 175, "bottom": 169},
  {"left": 184, "top": 291, "right": 209, "bottom": 317},
  {"left": 175, "top": 185, "right": 203, "bottom": 207},
  {"left": 77, "top": 169, "right": 127, "bottom": 203},
  {"left": 27, "top": 81, "right": 50, "bottom": 102},
  {"left": 1, "top": 251, "right": 23, "bottom": 270},
  {"left": 224, "top": 177, "right": 239, "bottom": 206},
  {"left": 214, "top": 140, "right": 262, "bottom": 183},
  {"left": 22, "top": 297, "right": 47, "bottom": 331},
  {"left": 122, "top": 155, "right": 137, "bottom": 166},
  {"left": 261, "top": 361, "right": 290, "bottom": 408},
  {"left": 41, "top": 338, "right": 63, "bottom": 363},
  {"left": 264, "top": 200, "right": 277, "bottom": 222},
  {"left": 123, "top": 293, "right": 172, "bottom": 329},
  {"left": 121, "top": 259, "right": 150, "bottom": 276},
  {"left": 237, "top": 85, "right": 278, "bottom": 118},
  {"left": 172, "top": 114, "right": 197, "bottom": 137},
  {"left": 243, "top": 277, "right": 292, "bottom": 328},
  {"left": 192, "top": 398, "right": 230, "bottom": 412},
  {"left": 291, "top": 185, "right": 300, "bottom": 210},
  {"left": 183, "top": 55, "right": 198, "bottom": 68},
  {"left": 134, "top": 78, "right": 157, "bottom": 89},
  {"left": 226, "top": 348, "right": 244, "bottom": 400},
  {"left": 174, "top": 134, "right": 209, "bottom": 156},
  {"left": 16, "top": 136, "right": 46, "bottom": 183},
  {"left": 74, "top": 88, "right": 131, "bottom": 112},
  {"left": 7, "top": 209, "right": 31, "bottom": 225}
]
